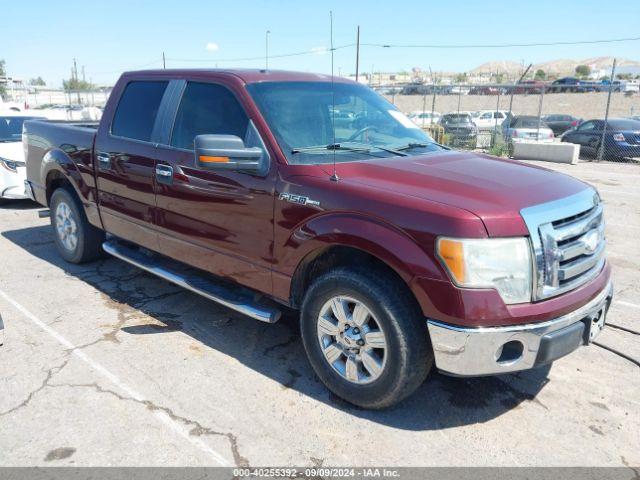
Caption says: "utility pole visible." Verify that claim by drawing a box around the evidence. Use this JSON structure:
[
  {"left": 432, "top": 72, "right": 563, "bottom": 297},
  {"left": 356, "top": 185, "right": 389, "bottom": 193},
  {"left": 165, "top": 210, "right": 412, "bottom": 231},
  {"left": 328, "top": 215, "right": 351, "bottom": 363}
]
[
  {"left": 507, "top": 63, "right": 532, "bottom": 127},
  {"left": 265, "top": 30, "right": 271, "bottom": 70},
  {"left": 162, "top": 52, "right": 166, "bottom": 69},
  {"left": 598, "top": 58, "right": 617, "bottom": 162},
  {"left": 72, "top": 58, "right": 80, "bottom": 104},
  {"left": 355, "top": 25, "right": 360, "bottom": 82}
]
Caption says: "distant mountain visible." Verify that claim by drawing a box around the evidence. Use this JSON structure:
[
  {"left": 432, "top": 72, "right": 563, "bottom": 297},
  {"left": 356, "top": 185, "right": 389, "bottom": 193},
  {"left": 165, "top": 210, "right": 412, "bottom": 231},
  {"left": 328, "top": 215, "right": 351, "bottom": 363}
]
[
  {"left": 470, "top": 61, "right": 524, "bottom": 75},
  {"left": 470, "top": 57, "right": 640, "bottom": 76}
]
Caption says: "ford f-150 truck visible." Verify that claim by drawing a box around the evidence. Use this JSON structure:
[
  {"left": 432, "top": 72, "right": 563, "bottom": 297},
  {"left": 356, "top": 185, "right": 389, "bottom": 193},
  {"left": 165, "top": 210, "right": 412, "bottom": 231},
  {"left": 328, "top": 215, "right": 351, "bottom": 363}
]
[{"left": 24, "top": 69, "right": 612, "bottom": 409}]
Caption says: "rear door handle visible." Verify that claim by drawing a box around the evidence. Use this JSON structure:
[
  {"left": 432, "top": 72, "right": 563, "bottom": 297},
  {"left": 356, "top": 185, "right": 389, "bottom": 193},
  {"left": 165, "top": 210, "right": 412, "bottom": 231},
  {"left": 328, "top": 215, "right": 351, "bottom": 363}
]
[
  {"left": 155, "top": 164, "right": 173, "bottom": 185},
  {"left": 97, "top": 152, "right": 111, "bottom": 170}
]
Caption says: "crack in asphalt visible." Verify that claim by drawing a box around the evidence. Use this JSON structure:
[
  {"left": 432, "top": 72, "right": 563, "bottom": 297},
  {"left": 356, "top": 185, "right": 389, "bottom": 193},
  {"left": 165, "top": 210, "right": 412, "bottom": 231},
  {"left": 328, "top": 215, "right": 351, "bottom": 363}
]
[
  {"left": 67, "top": 260, "right": 186, "bottom": 350},
  {"left": 621, "top": 456, "right": 640, "bottom": 480},
  {"left": 46, "top": 382, "right": 249, "bottom": 467},
  {"left": 0, "top": 357, "right": 70, "bottom": 417},
  {"left": 262, "top": 332, "right": 298, "bottom": 358}
]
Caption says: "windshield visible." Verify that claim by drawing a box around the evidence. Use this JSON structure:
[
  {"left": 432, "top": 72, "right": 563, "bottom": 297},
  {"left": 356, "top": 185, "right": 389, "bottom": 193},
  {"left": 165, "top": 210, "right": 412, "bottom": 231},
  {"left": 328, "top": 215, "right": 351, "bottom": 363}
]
[
  {"left": 247, "top": 81, "right": 442, "bottom": 164},
  {"left": 0, "top": 116, "right": 39, "bottom": 142},
  {"left": 511, "top": 117, "right": 550, "bottom": 129},
  {"left": 441, "top": 114, "right": 472, "bottom": 124},
  {"left": 608, "top": 119, "right": 640, "bottom": 130}
]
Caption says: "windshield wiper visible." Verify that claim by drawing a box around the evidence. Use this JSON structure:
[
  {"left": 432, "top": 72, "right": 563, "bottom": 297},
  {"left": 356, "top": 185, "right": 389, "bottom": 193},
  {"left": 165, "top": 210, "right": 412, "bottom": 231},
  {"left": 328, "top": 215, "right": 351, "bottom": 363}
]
[
  {"left": 291, "top": 143, "right": 371, "bottom": 154},
  {"left": 395, "top": 142, "right": 429, "bottom": 152},
  {"left": 342, "top": 142, "right": 409, "bottom": 157}
]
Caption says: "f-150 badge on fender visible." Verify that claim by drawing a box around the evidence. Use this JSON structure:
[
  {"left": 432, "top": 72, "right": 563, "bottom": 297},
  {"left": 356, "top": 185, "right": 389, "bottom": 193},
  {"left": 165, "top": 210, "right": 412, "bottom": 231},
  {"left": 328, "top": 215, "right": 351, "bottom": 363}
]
[{"left": 279, "top": 193, "right": 320, "bottom": 207}]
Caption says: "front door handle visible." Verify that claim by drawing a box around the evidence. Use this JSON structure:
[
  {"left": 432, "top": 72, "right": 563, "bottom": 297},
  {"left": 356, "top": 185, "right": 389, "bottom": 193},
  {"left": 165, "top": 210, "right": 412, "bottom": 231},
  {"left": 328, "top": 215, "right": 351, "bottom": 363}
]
[
  {"left": 155, "top": 164, "right": 173, "bottom": 184},
  {"left": 97, "top": 152, "right": 111, "bottom": 170}
]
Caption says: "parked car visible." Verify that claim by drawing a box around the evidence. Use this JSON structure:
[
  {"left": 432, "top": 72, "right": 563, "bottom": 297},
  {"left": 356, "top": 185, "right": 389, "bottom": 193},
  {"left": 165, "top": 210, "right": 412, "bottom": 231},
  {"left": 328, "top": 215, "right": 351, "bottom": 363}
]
[
  {"left": 468, "top": 86, "right": 499, "bottom": 95},
  {"left": 561, "top": 118, "right": 640, "bottom": 160},
  {"left": 0, "top": 97, "right": 23, "bottom": 112},
  {"left": 542, "top": 114, "right": 582, "bottom": 136},
  {"left": 549, "top": 77, "right": 582, "bottom": 93},
  {"left": 474, "top": 110, "right": 510, "bottom": 130},
  {"left": 502, "top": 116, "right": 554, "bottom": 149},
  {"left": 0, "top": 114, "right": 45, "bottom": 203},
  {"left": 513, "top": 80, "right": 545, "bottom": 95},
  {"left": 450, "top": 86, "right": 470, "bottom": 96},
  {"left": 25, "top": 69, "right": 612, "bottom": 409},
  {"left": 439, "top": 113, "right": 477, "bottom": 148},
  {"left": 458, "top": 110, "right": 480, "bottom": 120},
  {"left": 408, "top": 110, "right": 441, "bottom": 126}
]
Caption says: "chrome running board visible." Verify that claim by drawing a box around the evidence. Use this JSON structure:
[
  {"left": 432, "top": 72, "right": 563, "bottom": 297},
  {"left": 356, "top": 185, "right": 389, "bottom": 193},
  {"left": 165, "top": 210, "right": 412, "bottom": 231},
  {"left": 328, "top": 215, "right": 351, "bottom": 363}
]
[{"left": 102, "top": 240, "right": 281, "bottom": 323}]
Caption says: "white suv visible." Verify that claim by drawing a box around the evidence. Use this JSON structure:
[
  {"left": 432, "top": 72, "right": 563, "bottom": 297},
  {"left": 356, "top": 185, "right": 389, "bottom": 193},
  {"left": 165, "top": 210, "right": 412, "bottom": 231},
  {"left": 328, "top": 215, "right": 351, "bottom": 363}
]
[{"left": 474, "top": 110, "right": 510, "bottom": 131}]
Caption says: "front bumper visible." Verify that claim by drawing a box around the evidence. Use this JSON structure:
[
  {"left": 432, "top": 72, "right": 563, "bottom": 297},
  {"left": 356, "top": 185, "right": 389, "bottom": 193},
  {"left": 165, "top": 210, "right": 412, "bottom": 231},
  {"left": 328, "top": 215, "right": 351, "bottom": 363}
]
[
  {"left": 426, "top": 281, "right": 613, "bottom": 376},
  {"left": 0, "top": 166, "right": 29, "bottom": 200}
]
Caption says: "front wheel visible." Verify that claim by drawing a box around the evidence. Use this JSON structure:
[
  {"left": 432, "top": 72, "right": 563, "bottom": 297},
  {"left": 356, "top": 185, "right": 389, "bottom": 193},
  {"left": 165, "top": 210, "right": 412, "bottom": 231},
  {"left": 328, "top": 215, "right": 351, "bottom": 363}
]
[
  {"left": 50, "top": 187, "right": 105, "bottom": 263},
  {"left": 300, "top": 267, "right": 433, "bottom": 409}
]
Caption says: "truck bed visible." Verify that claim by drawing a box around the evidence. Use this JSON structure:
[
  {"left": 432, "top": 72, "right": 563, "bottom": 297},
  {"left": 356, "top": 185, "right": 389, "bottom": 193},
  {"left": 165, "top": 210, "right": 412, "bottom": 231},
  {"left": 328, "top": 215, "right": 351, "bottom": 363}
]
[{"left": 23, "top": 119, "right": 98, "bottom": 206}]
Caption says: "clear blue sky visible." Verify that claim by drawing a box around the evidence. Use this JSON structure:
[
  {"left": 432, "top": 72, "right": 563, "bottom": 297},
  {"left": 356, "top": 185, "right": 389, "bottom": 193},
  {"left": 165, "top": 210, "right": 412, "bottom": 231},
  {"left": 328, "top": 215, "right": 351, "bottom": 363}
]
[{"left": 2, "top": 0, "right": 639, "bottom": 87}]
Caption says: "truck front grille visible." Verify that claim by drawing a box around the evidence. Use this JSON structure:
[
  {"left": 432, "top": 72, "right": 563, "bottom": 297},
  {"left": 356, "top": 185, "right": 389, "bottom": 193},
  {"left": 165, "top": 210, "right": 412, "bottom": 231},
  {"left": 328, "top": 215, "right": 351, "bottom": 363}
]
[{"left": 521, "top": 189, "right": 606, "bottom": 301}]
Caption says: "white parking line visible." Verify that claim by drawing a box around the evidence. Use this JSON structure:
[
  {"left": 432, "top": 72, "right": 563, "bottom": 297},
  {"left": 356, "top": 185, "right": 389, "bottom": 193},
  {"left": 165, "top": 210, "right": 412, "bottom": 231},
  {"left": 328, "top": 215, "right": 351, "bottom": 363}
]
[
  {"left": 617, "top": 300, "right": 640, "bottom": 310},
  {"left": 0, "top": 289, "right": 229, "bottom": 466}
]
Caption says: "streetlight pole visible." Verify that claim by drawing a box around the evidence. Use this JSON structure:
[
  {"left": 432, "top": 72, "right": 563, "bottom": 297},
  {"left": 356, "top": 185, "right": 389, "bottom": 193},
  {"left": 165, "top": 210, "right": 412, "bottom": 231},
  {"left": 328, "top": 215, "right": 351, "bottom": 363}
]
[
  {"left": 265, "top": 30, "right": 271, "bottom": 70},
  {"left": 355, "top": 25, "right": 360, "bottom": 82}
]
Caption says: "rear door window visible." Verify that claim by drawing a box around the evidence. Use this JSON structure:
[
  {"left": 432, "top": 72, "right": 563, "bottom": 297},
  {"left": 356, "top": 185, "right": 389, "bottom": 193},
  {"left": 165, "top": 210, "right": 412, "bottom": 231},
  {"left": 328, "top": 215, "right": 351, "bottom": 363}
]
[
  {"left": 111, "top": 81, "right": 168, "bottom": 142},
  {"left": 170, "top": 82, "right": 249, "bottom": 150}
]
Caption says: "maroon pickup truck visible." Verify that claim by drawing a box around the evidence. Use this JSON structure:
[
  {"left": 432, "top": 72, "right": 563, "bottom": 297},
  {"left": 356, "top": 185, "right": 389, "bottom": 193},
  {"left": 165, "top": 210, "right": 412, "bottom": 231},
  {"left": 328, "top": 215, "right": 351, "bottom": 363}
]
[{"left": 24, "top": 69, "right": 612, "bottom": 408}]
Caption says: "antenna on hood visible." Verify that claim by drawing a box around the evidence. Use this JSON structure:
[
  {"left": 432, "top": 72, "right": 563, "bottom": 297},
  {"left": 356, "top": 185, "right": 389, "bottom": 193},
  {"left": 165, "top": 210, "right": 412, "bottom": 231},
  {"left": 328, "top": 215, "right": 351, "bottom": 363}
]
[{"left": 329, "top": 10, "right": 339, "bottom": 182}]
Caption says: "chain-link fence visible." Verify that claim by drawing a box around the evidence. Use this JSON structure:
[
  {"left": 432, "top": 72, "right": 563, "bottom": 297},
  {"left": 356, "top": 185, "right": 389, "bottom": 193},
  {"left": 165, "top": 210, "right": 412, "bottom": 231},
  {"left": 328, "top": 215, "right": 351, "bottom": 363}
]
[
  {"left": 3, "top": 87, "right": 110, "bottom": 120},
  {"left": 381, "top": 76, "right": 640, "bottom": 163}
]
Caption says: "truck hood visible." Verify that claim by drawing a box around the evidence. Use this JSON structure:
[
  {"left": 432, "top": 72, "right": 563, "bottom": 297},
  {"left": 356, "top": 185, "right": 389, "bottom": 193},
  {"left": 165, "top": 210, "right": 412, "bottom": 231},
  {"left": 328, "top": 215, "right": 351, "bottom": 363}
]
[
  {"left": 324, "top": 150, "right": 591, "bottom": 236},
  {"left": 0, "top": 141, "right": 24, "bottom": 162}
]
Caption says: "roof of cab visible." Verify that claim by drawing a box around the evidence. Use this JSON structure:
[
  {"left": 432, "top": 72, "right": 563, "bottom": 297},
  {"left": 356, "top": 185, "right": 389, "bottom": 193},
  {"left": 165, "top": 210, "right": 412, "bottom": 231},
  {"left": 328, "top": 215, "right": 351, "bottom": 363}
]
[{"left": 122, "top": 69, "right": 355, "bottom": 84}]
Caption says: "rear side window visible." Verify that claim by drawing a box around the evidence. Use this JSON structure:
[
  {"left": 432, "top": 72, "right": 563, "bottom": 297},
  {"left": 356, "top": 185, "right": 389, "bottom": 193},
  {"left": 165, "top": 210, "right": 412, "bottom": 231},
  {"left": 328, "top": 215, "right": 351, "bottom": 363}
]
[
  {"left": 111, "top": 81, "right": 168, "bottom": 141},
  {"left": 171, "top": 82, "right": 249, "bottom": 150}
]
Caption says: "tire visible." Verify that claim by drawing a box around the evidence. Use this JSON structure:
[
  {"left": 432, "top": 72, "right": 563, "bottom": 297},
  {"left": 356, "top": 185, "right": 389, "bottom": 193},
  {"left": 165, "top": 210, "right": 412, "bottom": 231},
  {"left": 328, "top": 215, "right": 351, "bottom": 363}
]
[
  {"left": 50, "top": 187, "right": 105, "bottom": 263},
  {"left": 300, "top": 266, "right": 433, "bottom": 409}
]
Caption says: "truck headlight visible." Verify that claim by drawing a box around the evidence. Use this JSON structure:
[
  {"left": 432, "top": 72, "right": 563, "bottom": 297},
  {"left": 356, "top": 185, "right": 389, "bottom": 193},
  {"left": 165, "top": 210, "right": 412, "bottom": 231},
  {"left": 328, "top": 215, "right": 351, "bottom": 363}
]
[
  {"left": 0, "top": 157, "right": 23, "bottom": 173},
  {"left": 436, "top": 237, "right": 532, "bottom": 304}
]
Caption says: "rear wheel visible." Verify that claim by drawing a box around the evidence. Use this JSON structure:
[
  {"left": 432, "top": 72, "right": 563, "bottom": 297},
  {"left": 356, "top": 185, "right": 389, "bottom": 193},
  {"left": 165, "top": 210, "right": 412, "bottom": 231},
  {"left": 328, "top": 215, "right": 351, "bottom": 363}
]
[
  {"left": 300, "top": 267, "right": 432, "bottom": 409},
  {"left": 50, "top": 187, "right": 105, "bottom": 263}
]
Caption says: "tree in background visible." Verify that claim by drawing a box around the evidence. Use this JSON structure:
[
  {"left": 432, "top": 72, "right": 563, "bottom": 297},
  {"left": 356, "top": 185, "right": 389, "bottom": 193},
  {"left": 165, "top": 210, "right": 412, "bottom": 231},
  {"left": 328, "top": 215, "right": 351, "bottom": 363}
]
[
  {"left": 63, "top": 77, "right": 93, "bottom": 91},
  {"left": 575, "top": 65, "right": 591, "bottom": 78},
  {"left": 454, "top": 72, "right": 468, "bottom": 83},
  {"left": 494, "top": 73, "right": 505, "bottom": 84},
  {"left": 534, "top": 69, "right": 546, "bottom": 80},
  {"left": 29, "top": 77, "right": 46, "bottom": 86},
  {"left": 0, "top": 59, "right": 6, "bottom": 99}
]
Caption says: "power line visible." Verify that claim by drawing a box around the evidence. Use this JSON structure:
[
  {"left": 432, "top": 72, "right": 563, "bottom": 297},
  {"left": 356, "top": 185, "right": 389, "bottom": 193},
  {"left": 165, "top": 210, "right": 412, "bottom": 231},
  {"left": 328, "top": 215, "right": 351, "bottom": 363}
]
[
  {"left": 361, "top": 36, "right": 640, "bottom": 49},
  {"left": 80, "top": 35, "right": 640, "bottom": 77},
  {"left": 166, "top": 44, "right": 355, "bottom": 64}
]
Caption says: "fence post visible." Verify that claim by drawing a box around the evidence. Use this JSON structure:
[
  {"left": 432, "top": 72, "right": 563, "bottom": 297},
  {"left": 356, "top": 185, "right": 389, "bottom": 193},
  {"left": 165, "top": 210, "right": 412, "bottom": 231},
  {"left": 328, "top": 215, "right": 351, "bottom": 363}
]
[
  {"left": 421, "top": 91, "right": 427, "bottom": 128},
  {"left": 598, "top": 58, "right": 617, "bottom": 162},
  {"left": 507, "top": 64, "right": 532, "bottom": 129},
  {"left": 491, "top": 90, "right": 501, "bottom": 147},
  {"left": 536, "top": 85, "right": 545, "bottom": 142}
]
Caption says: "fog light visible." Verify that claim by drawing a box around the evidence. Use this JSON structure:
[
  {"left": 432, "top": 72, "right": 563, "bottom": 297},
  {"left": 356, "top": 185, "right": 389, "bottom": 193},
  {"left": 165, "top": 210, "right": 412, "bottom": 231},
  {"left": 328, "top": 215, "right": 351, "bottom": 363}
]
[{"left": 496, "top": 340, "right": 524, "bottom": 365}]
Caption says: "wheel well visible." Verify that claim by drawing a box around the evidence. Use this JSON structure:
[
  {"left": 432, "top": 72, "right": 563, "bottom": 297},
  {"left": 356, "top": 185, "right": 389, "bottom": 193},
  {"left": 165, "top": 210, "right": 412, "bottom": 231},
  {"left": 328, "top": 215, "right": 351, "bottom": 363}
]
[
  {"left": 45, "top": 172, "right": 73, "bottom": 206},
  {"left": 290, "top": 245, "right": 416, "bottom": 309}
]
